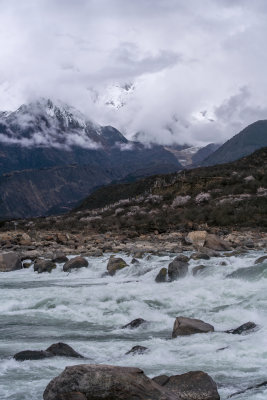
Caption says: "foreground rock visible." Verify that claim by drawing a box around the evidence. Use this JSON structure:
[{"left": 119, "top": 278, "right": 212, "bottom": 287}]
[
  {"left": 14, "top": 342, "right": 83, "bottom": 361},
  {"left": 168, "top": 256, "right": 189, "bottom": 281},
  {"left": 125, "top": 345, "right": 148, "bottom": 355},
  {"left": 155, "top": 371, "right": 220, "bottom": 400},
  {"left": 0, "top": 252, "right": 22, "bottom": 272},
  {"left": 172, "top": 317, "right": 214, "bottom": 338},
  {"left": 107, "top": 256, "right": 128, "bottom": 276},
  {"left": 63, "top": 256, "right": 88, "bottom": 272},
  {"left": 34, "top": 259, "right": 56, "bottom": 273},
  {"left": 122, "top": 318, "right": 147, "bottom": 329},
  {"left": 226, "top": 321, "right": 257, "bottom": 335},
  {"left": 43, "top": 364, "right": 178, "bottom": 400}
]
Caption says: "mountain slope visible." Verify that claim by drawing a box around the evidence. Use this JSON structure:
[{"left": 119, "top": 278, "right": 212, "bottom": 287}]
[
  {"left": 72, "top": 147, "right": 267, "bottom": 231},
  {"left": 202, "top": 120, "right": 267, "bottom": 166},
  {"left": 0, "top": 99, "right": 181, "bottom": 218}
]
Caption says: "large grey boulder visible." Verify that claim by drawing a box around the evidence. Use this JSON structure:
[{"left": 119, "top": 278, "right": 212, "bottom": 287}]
[
  {"left": 34, "top": 259, "right": 56, "bottom": 273},
  {"left": 43, "top": 364, "right": 178, "bottom": 400},
  {"left": 0, "top": 252, "right": 22, "bottom": 272},
  {"left": 172, "top": 317, "right": 214, "bottom": 338},
  {"left": 156, "top": 371, "right": 220, "bottom": 400},
  {"left": 107, "top": 256, "right": 127, "bottom": 276},
  {"left": 63, "top": 256, "right": 88, "bottom": 272},
  {"left": 168, "top": 256, "right": 189, "bottom": 281}
]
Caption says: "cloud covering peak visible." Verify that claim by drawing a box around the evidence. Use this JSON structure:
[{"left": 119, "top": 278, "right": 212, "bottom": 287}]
[{"left": 0, "top": 0, "right": 267, "bottom": 145}]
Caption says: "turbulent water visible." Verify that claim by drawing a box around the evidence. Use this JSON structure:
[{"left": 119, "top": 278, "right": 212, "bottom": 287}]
[{"left": 1, "top": 251, "right": 267, "bottom": 399}]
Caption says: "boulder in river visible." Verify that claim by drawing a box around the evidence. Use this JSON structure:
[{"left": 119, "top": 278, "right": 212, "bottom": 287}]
[
  {"left": 34, "top": 259, "right": 56, "bottom": 273},
  {"left": 63, "top": 256, "right": 88, "bottom": 272},
  {"left": 226, "top": 321, "right": 257, "bottom": 335},
  {"left": 155, "top": 267, "right": 167, "bottom": 282},
  {"left": 52, "top": 253, "right": 69, "bottom": 263},
  {"left": 155, "top": 370, "right": 220, "bottom": 400},
  {"left": 14, "top": 350, "right": 52, "bottom": 361},
  {"left": 190, "top": 252, "right": 210, "bottom": 261},
  {"left": 125, "top": 345, "right": 148, "bottom": 355},
  {"left": 107, "top": 256, "right": 127, "bottom": 276},
  {"left": 43, "top": 364, "right": 178, "bottom": 400},
  {"left": 172, "top": 316, "right": 214, "bottom": 338},
  {"left": 122, "top": 318, "right": 147, "bottom": 329},
  {"left": 192, "top": 265, "right": 207, "bottom": 276},
  {"left": 168, "top": 256, "right": 188, "bottom": 281},
  {"left": 46, "top": 342, "right": 84, "bottom": 358},
  {"left": 14, "top": 342, "right": 84, "bottom": 361},
  {"left": 0, "top": 252, "right": 22, "bottom": 272}
]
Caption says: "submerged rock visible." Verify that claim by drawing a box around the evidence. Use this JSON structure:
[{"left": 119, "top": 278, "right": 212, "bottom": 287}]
[
  {"left": 155, "top": 267, "right": 167, "bottom": 282},
  {"left": 255, "top": 255, "right": 267, "bottom": 264},
  {"left": 63, "top": 256, "right": 88, "bottom": 272},
  {"left": 192, "top": 265, "right": 207, "bottom": 276},
  {"left": 122, "top": 318, "right": 147, "bottom": 329},
  {"left": 226, "top": 321, "right": 257, "bottom": 335},
  {"left": 125, "top": 345, "right": 148, "bottom": 355},
  {"left": 43, "top": 364, "right": 178, "bottom": 400},
  {"left": 34, "top": 259, "right": 56, "bottom": 273},
  {"left": 0, "top": 252, "right": 22, "bottom": 272},
  {"left": 160, "top": 371, "right": 220, "bottom": 400},
  {"left": 168, "top": 256, "right": 188, "bottom": 281},
  {"left": 190, "top": 253, "right": 210, "bottom": 261},
  {"left": 172, "top": 317, "right": 214, "bottom": 338},
  {"left": 226, "top": 264, "right": 267, "bottom": 279},
  {"left": 107, "top": 256, "right": 127, "bottom": 276},
  {"left": 14, "top": 342, "right": 83, "bottom": 361}
]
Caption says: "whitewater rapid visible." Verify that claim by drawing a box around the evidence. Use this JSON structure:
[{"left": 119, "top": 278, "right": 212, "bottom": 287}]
[{"left": 1, "top": 251, "right": 267, "bottom": 399}]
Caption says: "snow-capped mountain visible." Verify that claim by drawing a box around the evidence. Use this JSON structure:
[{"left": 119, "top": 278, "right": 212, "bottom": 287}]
[{"left": 0, "top": 98, "right": 181, "bottom": 218}]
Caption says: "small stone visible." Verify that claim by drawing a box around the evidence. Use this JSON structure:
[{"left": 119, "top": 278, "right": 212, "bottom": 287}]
[
  {"left": 172, "top": 316, "right": 214, "bottom": 338},
  {"left": 122, "top": 318, "right": 147, "bottom": 329},
  {"left": 125, "top": 345, "right": 148, "bottom": 355}
]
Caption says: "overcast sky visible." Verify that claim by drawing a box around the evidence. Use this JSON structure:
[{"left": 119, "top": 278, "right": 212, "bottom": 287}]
[{"left": 0, "top": 0, "right": 267, "bottom": 145}]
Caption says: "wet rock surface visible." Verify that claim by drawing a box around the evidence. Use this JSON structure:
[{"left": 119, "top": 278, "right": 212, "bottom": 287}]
[
  {"left": 122, "top": 318, "right": 147, "bottom": 329},
  {"left": 14, "top": 343, "right": 83, "bottom": 361},
  {"left": 34, "top": 259, "right": 56, "bottom": 273},
  {"left": 168, "top": 256, "right": 189, "bottom": 281},
  {"left": 226, "top": 321, "right": 257, "bottom": 335},
  {"left": 107, "top": 256, "right": 128, "bottom": 276},
  {"left": 43, "top": 364, "right": 178, "bottom": 400},
  {"left": 0, "top": 252, "right": 22, "bottom": 272},
  {"left": 155, "top": 267, "right": 168, "bottom": 282},
  {"left": 125, "top": 345, "right": 148, "bottom": 355},
  {"left": 172, "top": 317, "right": 214, "bottom": 338},
  {"left": 63, "top": 256, "right": 88, "bottom": 272}
]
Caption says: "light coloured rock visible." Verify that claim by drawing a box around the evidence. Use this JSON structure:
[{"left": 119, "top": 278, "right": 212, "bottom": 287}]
[
  {"left": 0, "top": 252, "right": 22, "bottom": 272},
  {"left": 186, "top": 231, "right": 208, "bottom": 247}
]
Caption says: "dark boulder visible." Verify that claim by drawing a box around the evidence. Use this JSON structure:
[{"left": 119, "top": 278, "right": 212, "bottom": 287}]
[
  {"left": 34, "top": 259, "right": 56, "bottom": 273},
  {"left": 125, "top": 345, "right": 148, "bottom": 355},
  {"left": 52, "top": 253, "right": 68, "bottom": 263},
  {"left": 226, "top": 321, "right": 257, "bottom": 335},
  {"left": 43, "top": 364, "right": 178, "bottom": 400},
  {"left": 172, "top": 317, "right": 214, "bottom": 338},
  {"left": 107, "top": 256, "right": 127, "bottom": 276},
  {"left": 162, "top": 371, "right": 220, "bottom": 400},
  {"left": 229, "top": 380, "right": 267, "bottom": 398},
  {"left": 63, "top": 256, "right": 88, "bottom": 272},
  {"left": 168, "top": 256, "right": 188, "bottom": 281},
  {"left": 155, "top": 267, "right": 167, "bottom": 282},
  {"left": 14, "top": 342, "right": 83, "bottom": 361},
  {"left": 0, "top": 252, "right": 22, "bottom": 272},
  {"left": 122, "top": 318, "right": 147, "bottom": 329},
  {"left": 190, "top": 253, "right": 210, "bottom": 261},
  {"left": 131, "top": 258, "right": 140, "bottom": 264},
  {"left": 46, "top": 342, "right": 84, "bottom": 358},
  {"left": 14, "top": 350, "right": 52, "bottom": 361},
  {"left": 54, "top": 393, "right": 87, "bottom": 400}
]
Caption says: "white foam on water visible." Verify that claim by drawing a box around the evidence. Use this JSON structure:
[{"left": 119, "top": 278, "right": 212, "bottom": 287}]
[{"left": 0, "top": 251, "right": 267, "bottom": 399}]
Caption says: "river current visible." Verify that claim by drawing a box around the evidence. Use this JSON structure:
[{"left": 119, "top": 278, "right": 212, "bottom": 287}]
[{"left": 1, "top": 251, "right": 267, "bottom": 399}]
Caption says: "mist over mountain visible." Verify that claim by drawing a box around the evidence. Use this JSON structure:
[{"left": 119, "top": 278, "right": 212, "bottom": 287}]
[{"left": 0, "top": 99, "right": 181, "bottom": 218}]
